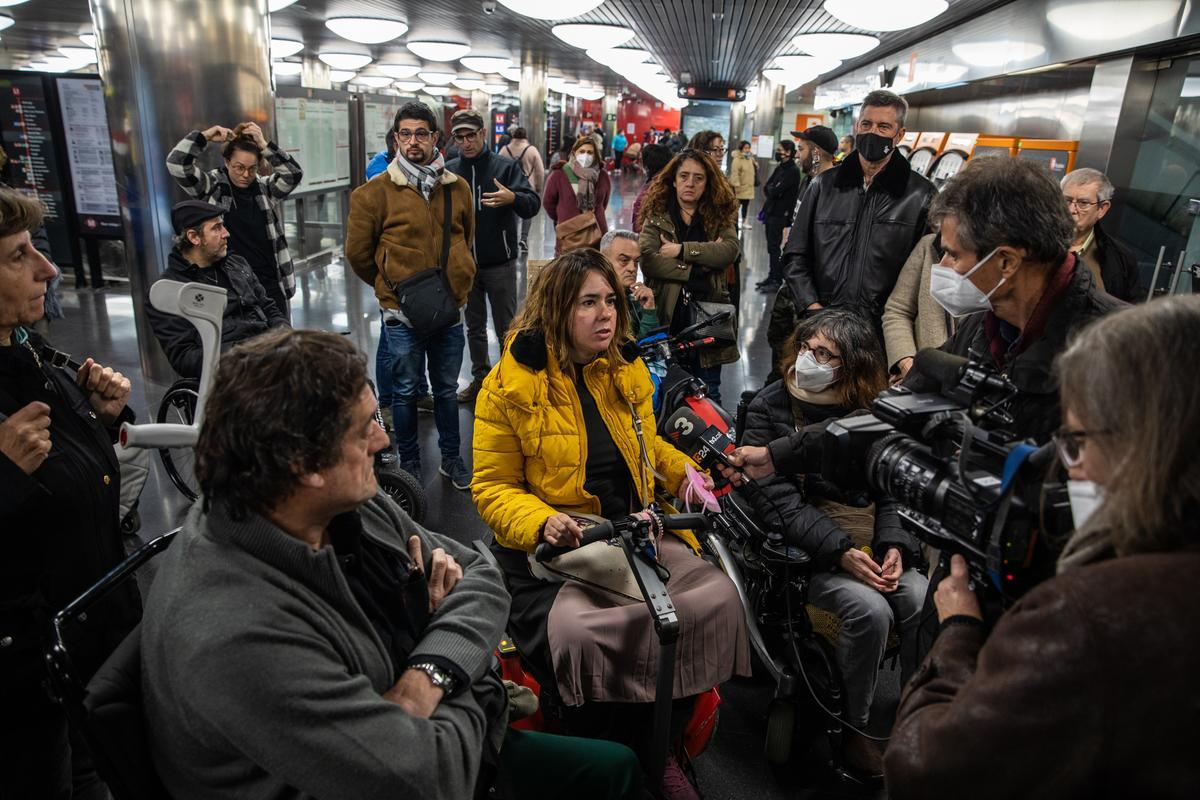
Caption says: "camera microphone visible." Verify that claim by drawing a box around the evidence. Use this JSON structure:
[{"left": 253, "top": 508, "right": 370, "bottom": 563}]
[
  {"left": 664, "top": 407, "right": 746, "bottom": 479},
  {"left": 912, "top": 348, "right": 968, "bottom": 393}
]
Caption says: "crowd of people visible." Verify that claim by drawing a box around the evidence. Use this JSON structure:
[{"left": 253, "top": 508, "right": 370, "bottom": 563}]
[{"left": 2, "top": 87, "right": 1197, "bottom": 800}]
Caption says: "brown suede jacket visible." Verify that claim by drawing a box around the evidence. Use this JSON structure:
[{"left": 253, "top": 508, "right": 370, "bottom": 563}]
[
  {"left": 884, "top": 548, "right": 1200, "bottom": 799},
  {"left": 345, "top": 158, "right": 476, "bottom": 309}
]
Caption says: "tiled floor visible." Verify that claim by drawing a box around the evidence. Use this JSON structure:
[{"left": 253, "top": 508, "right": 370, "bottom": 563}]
[{"left": 50, "top": 170, "right": 893, "bottom": 799}]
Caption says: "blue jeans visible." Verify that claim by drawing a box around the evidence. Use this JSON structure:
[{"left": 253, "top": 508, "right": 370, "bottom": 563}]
[
  {"left": 377, "top": 312, "right": 429, "bottom": 406},
  {"left": 385, "top": 320, "right": 464, "bottom": 462}
]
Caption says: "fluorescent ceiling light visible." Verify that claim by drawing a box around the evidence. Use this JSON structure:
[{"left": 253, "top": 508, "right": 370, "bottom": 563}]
[
  {"left": 272, "top": 61, "right": 302, "bottom": 76},
  {"left": 319, "top": 52, "right": 373, "bottom": 69},
  {"left": 325, "top": 17, "right": 408, "bottom": 45},
  {"left": 482, "top": 83, "right": 509, "bottom": 95},
  {"left": 271, "top": 38, "right": 304, "bottom": 59},
  {"left": 791, "top": 32, "right": 879, "bottom": 60},
  {"left": 58, "top": 46, "right": 97, "bottom": 64},
  {"left": 1182, "top": 77, "right": 1200, "bottom": 98},
  {"left": 418, "top": 71, "right": 457, "bottom": 84},
  {"left": 460, "top": 56, "right": 511, "bottom": 73},
  {"left": 394, "top": 81, "right": 426, "bottom": 92},
  {"left": 328, "top": 70, "right": 356, "bottom": 83},
  {"left": 552, "top": 24, "right": 634, "bottom": 49},
  {"left": 773, "top": 55, "right": 840, "bottom": 75},
  {"left": 1046, "top": 1, "right": 1179, "bottom": 42},
  {"left": 268, "top": 0, "right": 299, "bottom": 11},
  {"left": 0, "top": 14, "right": 13, "bottom": 32},
  {"left": 822, "top": 0, "right": 948, "bottom": 32},
  {"left": 452, "top": 77, "right": 486, "bottom": 90},
  {"left": 499, "top": 66, "right": 522, "bottom": 82},
  {"left": 407, "top": 41, "right": 471, "bottom": 61},
  {"left": 422, "top": 86, "right": 454, "bottom": 96},
  {"left": 951, "top": 40, "right": 1046, "bottom": 68},
  {"left": 378, "top": 63, "right": 421, "bottom": 78},
  {"left": 498, "top": 1, "right": 605, "bottom": 19},
  {"left": 354, "top": 76, "right": 395, "bottom": 88},
  {"left": 79, "top": 33, "right": 97, "bottom": 48}
]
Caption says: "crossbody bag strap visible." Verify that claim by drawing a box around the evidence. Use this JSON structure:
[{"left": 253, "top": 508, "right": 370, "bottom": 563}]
[{"left": 441, "top": 182, "right": 452, "bottom": 269}]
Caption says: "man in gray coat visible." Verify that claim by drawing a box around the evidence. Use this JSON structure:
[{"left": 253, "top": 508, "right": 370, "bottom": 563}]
[{"left": 140, "top": 329, "right": 639, "bottom": 800}]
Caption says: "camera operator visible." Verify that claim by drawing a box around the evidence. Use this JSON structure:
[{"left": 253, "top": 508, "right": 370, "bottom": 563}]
[{"left": 883, "top": 296, "right": 1200, "bottom": 799}]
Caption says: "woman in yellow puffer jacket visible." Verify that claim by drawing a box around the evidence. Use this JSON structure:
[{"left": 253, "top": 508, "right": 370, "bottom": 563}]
[{"left": 472, "top": 249, "right": 749, "bottom": 798}]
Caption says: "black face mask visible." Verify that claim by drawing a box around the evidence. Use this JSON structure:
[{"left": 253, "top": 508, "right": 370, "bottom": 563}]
[
  {"left": 855, "top": 131, "right": 895, "bottom": 162},
  {"left": 774, "top": 151, "right": 786, "bottom": 162}
]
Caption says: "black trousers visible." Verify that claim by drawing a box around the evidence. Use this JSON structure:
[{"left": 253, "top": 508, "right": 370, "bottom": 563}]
[
  {"left": 739, "top": 198, "right": 750, "bottom": 222},
  {"left": 765, "top": 219, "right": 787, "bottom": 283},
  {"left": 0, "top": 689, "right": 109, "bottom": 800}
]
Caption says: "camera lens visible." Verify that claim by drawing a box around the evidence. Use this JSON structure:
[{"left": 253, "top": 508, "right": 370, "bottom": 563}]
[{"left": 866, "top": 433, "right": 979, "bottom": 540}]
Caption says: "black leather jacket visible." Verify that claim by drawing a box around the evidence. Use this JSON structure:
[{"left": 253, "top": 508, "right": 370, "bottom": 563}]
[
  {"left": 761, "top": 158, "right": 801, "bottom": 223},
  {"left": 147, "top": 248, "right": 289, "bottom": 379},
  {"left": 784, "top": 151, "right": 934, "bottom": 319}
]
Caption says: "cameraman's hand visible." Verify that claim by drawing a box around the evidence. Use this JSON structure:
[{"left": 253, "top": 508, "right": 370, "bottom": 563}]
[
  {"left": 890, "top": 357, "right": 914, "bottom": 387},
  {"left": 879, "top": 547, "right": 903, "bottom": 592},
  {"left": 729, "top": 445, "right": 775, "bottom": 479},
  {"left": 541, "top": 513, "right": 583, "bottom": 549},
  {"left": 840, "top": 548, "right": 892, "bottom": 592},
  {"left": 935, "top": 554, "right": 982, "bottom": 622}
]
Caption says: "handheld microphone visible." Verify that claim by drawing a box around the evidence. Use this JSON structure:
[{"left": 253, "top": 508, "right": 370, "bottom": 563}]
[
  {"left": 911, "top": 348, "right": 968, "bottom": 393},
  {"left": 664, "top": 407, "right": 745, "bottom": 477}
]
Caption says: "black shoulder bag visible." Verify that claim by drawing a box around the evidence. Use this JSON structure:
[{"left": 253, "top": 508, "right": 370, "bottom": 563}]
[{"left": 386, "top": 186, "right": 459, "bottom": 333}]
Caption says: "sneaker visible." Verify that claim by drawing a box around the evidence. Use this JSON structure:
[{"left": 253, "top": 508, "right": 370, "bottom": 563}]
[
  {"left": 518, "top": 239, "right": 529, "bottom": 254},
  {"left": 439, "top": 457, "right": 472, "bottom": 491},
  {"left": 416, "top": 394, "right": 434, "bottom": 413},
  {"left": 398, "top": 458, "right": 421, "bottom": 479},
  {"left": 379, "top": 406, "right": 394, "bottom": 433},
  {"left": 660, "top": 753, "right": 701, "bottom": 800},
  {"left": 457, "top": 376, "right": 485, "bottom": 404}
]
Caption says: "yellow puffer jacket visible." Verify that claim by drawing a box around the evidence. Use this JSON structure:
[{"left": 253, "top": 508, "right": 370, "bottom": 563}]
[{"left": 472, "top": 329, "right": 699, "bottom": 554}]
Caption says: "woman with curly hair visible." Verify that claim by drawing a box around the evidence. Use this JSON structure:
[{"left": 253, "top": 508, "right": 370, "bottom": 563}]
[{"left": 637, "top": 149, "right": 741, "bottom": 401}]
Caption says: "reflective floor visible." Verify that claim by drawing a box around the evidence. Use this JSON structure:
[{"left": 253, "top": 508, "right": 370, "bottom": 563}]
[{"left": 49, "top": 170, "right": 894, "bottom": 799}]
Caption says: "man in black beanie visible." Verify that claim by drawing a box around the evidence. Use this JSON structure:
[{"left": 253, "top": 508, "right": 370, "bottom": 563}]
[{"left": 146, "top": 199, "right": 289, "bottom": 378}]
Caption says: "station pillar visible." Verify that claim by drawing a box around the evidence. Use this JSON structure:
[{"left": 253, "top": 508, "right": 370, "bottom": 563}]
[{"left": 520, "top": 56, "right": 548, "bottom": 162}]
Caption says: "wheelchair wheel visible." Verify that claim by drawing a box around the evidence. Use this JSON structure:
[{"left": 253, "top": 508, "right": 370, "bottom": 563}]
[
  {"left": 376, "top": 466, "right": 427, "bottom": 524},
  {"left": 156, "top": 381, "right": 199, "bottom": 502},
  {"left": 765, "top": 699, "right": 795, "bottom": 765}
]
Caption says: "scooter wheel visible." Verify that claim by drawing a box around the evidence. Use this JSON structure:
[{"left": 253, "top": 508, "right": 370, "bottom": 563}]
[
  {"left": 376, "top": 467, "right": 428, "bottom": 524},
  {"left": 765, "top": 699, "right": 795, "bottom": 766}
]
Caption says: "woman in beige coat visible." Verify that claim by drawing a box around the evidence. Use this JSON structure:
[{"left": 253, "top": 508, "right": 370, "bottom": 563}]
[
  {"left": 881, "top": 232, "right": 952, "bottom": 382},
  {"left": 728, "top": 140, "right": 757, "bottom": 227}
]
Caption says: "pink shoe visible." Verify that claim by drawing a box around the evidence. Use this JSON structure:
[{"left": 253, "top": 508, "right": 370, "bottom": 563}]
[{"left": 660, "top": 753, "right": 701, "bottom": 800}]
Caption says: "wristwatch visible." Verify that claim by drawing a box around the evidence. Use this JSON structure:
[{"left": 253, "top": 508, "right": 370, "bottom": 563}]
[{"left": 409, "top": 661, "right": 459, "bottom": 695}]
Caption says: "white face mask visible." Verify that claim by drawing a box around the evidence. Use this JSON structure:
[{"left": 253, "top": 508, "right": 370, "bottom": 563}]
[
  {"left": 576, "top": 153, "right": 594, "bottom": 169},
  {"left": 929, "top": 247, "right": 1009, "bottom": 317},
  {"left": 792, "top": 350, "right": 839, "bottom": 392},
  {"left": 1067, "top": 479, "right": 1105, "bottom": 530}
]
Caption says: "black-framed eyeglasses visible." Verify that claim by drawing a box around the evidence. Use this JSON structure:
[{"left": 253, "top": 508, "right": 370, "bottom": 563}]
[
  {"left": 452, "top": 129, "right": 482, "bottom": 143},
  {"left": 1052, "top": 427, "right": 1111, "bottom": 468},
  {"left": 705, "top": 146, "right": 726, "bottom": 157},
  {"left": 1064, "top": 196, "right": 1105, "bottom": 210},
  {"left": 395, "top": 128, "right": 433, "bottom": 142},
  {"left": 798, "top": 341, "right": 841, "bottom": 365}
]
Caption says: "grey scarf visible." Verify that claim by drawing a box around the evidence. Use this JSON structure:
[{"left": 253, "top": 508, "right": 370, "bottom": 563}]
[
  {"left": 567, "top": 158, "right": 600, "bottom": 211},
  {"left": 396, "top": 149, "right": 446, "bottom": 200}
]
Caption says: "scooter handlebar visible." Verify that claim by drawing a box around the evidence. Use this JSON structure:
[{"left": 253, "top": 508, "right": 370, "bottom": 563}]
[{"left": 533, "top": 512, "right": 711, "bottom": 563}]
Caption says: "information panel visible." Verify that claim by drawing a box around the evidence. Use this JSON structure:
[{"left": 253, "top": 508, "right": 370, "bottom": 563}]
[
  {"left": 0, "top": 74, "right": 71, "bottom": 258},
  {"left": 274, "top": 96, "right": 351, "bottom": 194},
  {"left": 363, "top": 99, "right": 403, "bottom": 161},
  {"left": 56, "top": 77, "right": 122, "bottom": 234}
]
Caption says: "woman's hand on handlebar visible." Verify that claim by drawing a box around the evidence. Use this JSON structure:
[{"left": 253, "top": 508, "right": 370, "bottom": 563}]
[{"left": 540, "top": 513, "right": 583, "bottom": 550}]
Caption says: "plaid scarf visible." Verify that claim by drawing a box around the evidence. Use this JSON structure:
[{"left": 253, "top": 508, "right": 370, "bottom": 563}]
[{"left": 396, "top": 149, "right": 445, "bottom": 200}]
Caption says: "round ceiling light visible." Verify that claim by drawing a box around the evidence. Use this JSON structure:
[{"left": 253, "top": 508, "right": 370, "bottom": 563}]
[
  {"left": 422, "top": 86, "right": 454, "bottom": 96},
  {"left": 552, "top": 24, "right": 634, "bottom": 49},
  {"left": 78, "top": 33, "right": 97, "bottom": 48},
  {"left": 587, "top": 47, "right": 651, "bottom": 69},
  {"left": 773, "top": 55, "right": 840, "bottom": 76},
  {"left": 377, "top": 63, "right": 421, "bottom": 79},
  {"left": 407, "top": 41, "right": 471, "bottom": 61},
  {"left": 58, "top": 46, "right": 97, "bottom": 64},
  {"left": 0, "top": 14, "right": 14, "bottom": 32},
  {"left": 271, "top": 38, "right": 304, "bottom": 59},
  {"left": 498, "top": 1, "right": 606, "bottom": 20},
  {"left": 499, "top": 67, "right": 522, "bottom": 82},
  {"left": 394, "top": 81, "right": 426, "bottom": 92},
  {"left": 319, "top": 52, "right": 373, "bottom": 70},
  {"left": 418, "top": 70, "right": 457, "bottom": 85},
  {"left": 951, "top": 40, "right": 1046, "bottom": 68},
  {"left": 0, "top": 1, "right": 31, "bottom": 6},
  {"left": 460, "top": 56, "right": 511, "bottom": 73},
  {"left": 822, "top": 0, "right": 948, "bottom": 32},
  {"left": 791, "top": 32, "right": 879, "bottom": 60},
  {"left": 354, "top": 75, "right": 395, "bottom": 88},
  {"left": 272, "top": 61, "right": 302, "bottom": 76},
  {"left": 481, "top": 83, "right": 509, "bottom": 95},
  {"left": 546, "top": 77, "right": 569, "bottom": 92},
  {"left": 452, "top": 77, "right": 486, "bottom": 90},
  {"left": 325, "top": 17, "right": 408, "bottom": 45},
  {"left": 34, "top": 56, "right": 80, "bottom": 73},
  {"left": 328, "top": 70, "right": 357, "bottom": 83},
  {"left": 268, "top": 0, "right": 299, "bottom": 11},
  {"left": 1046, "top": 1, "right": 1178, "bottom": 42}
]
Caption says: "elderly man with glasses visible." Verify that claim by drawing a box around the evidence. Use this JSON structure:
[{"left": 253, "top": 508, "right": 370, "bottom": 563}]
[
  {"left": 1060, "top": 167, "right": 1140, "bottom": 302},
  {"left": 445, "top": 109, "right": 540, "bottom": 404}
]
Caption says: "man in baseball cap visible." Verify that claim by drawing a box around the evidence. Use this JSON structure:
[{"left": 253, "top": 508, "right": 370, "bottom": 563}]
[
  {"left": 147, "top": 199, "right": 289, "bottom": 378},
  {"left": 791, "top": 125, "right": 839, "bottom": 179}
]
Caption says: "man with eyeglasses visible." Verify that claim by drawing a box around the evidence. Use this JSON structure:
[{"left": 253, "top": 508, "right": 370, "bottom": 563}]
[
  {"left": 346, "top": 102, "right": 477, "bottom": 491},
  {"left": 782, "top": 90, "right": 934, "bottom": 336},
  {"left": 1060, "top": 168, "right": 1139, "bottom": 301},
  {"left": 445, "top": 109, "right": 539, "bottom": 405},
  {"left": 167, "top": 121, "right": 303, "bottom": 319}
]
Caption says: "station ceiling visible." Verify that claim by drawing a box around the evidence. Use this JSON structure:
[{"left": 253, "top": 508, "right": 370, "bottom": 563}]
[{"left": 0, "top": 0, "right": 1014, "bottom": 97}]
